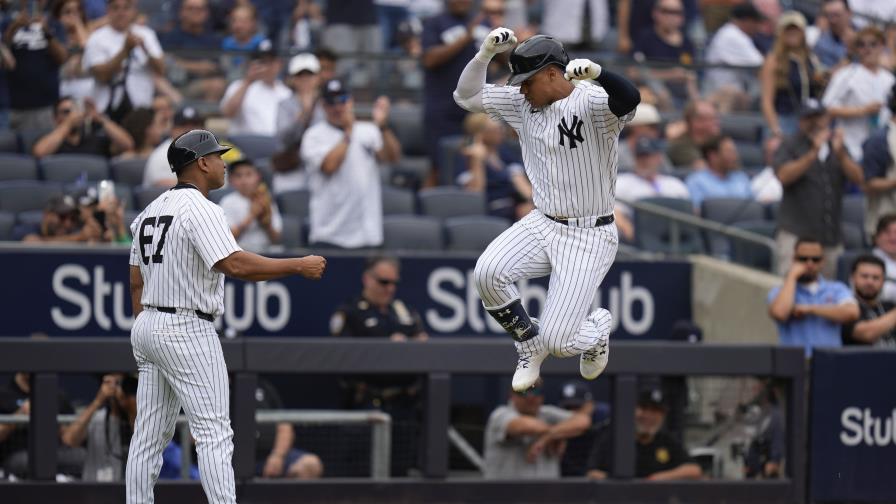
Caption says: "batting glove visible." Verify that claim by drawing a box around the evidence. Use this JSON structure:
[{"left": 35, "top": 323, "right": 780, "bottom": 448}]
[
  {"left": 476, "top": 27, "right": 517, "bottom": 62},
  {"left": 564, "top": 58, "right": 602, "bottom": 81}
]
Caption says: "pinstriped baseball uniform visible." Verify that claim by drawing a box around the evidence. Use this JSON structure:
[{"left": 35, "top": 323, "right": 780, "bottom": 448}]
[
  {"left": 474, "top": 81, "right": 633, "bottom": 357},
  {"left": 126, "top": 183, "right": 241, "bottom": 504}
]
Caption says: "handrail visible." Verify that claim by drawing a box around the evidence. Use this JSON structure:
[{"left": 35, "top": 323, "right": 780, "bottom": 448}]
[{"left": 618, "top": 197, "right": 778, "bottom": 272}]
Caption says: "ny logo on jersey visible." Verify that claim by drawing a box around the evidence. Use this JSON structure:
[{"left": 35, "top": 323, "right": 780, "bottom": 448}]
[{"left": 558, "top": 115, "right": 585, "bottom": 149}]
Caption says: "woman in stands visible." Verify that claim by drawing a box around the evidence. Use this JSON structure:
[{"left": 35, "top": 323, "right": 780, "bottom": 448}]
[{"left": 116, "top": 108, "right": 165, "bottom": 160}]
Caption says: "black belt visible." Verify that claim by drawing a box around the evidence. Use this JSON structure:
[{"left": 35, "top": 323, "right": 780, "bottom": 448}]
[
  {"left": 545, "top": 214, "right": 615, "bottom": 227},
  {"left": 152, "top": 306, "right": 215, "bottom": 322}
]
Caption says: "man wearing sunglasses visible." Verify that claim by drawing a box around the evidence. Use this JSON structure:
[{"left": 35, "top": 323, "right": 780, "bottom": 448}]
[{"left": 768, "top": 238, "right": 859, "bottom": 355}]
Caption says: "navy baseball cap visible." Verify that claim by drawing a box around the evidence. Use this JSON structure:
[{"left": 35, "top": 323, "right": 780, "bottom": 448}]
[
  {"left": 173, "top": 106, "right": 204, "bottom": 127},
  {"left": 322, "top": 78, "right": 351, "bottom": 104},
  {"left": 638, "top": 387, "right": 668, "bottom": 410},
  {"left": 559, "top": 380, "right": 594, "bottom": 408},
  {"left": 251, "top": 39, "right": 277, "bottom": 60},
  {"left": 798, "top": 98, "right": 826, "bottom": 118},
  {"left": 635, "top": 137, "right": 665, "bottom": 156}
]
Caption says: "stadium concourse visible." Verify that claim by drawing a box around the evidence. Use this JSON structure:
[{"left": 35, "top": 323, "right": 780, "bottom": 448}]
[{"left": 0, "top": 0, "right": 895, "bottom": 503}]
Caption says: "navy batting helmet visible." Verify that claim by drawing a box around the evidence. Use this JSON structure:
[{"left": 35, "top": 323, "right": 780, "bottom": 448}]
[
  {"left": 507, "top": 35, "right": 569, "bottom": 86},
  {"left": 167, "top": 129, "right": 231, "bottom": 173}
]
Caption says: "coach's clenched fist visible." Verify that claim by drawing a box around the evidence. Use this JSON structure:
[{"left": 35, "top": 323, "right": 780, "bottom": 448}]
[
  {"left": 477, "top": 27, "right": 517, "bottom": 61},
  {"left": 299, "top": 255, "right": 327, "bottom": 280},
  {"left": 564, "top": 58, "right": 602, "bottom": 81}
]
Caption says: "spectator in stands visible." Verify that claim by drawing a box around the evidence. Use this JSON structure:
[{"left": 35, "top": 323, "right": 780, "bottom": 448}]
[
  {"left": 322, "top": 0, "right": 381, "bottom": 85},
  {"left": 421, "top": 0, "right": 491, "bottom": 186},
  {"left": 315, "top": 47, "right": 338, "bottom": 82},
  {"left": 21, "top": 194, "right": 101, "bottom": 243},
  {"left": 559, "top": 380, "right": 603, "bottom": 477},
  {"left": 767, "top": 237, "right": 859, "bottom": 355},
  {"left": 665, "top": 99, "right": 720, "bottom": 169},
  {"left": 617, "top": 0, "right": 696, "bottom": 56},
  {"left": 330, "top": 255, "right": 426, "bottom": 476},
  {"left": 822, "top": 26, "right": 895, "bottom": 162},
  {"left": 586, "top": 387, "right": 701, "bottom": 481},
  {"left": 300, "top": 79, "right": 400, "bottom": 249},
  {"left": 811, "top": 0, "right": 855, "bottom": 70},
  {"left": 220, "top": 158, "right": 282, "bottom": 252},
  {"left": 54, "top": 0, "right": 95, "bottom": 103},
  {"left": 151, "top": 93, "right": 174, "bottom": 135},
  {"left": 60, "top": 373, "right": 129, "bottom": 481},
  {"left": 615, "top": 136, "right": 691, "bottom": 242},
  {"left": 116, "top": 107, "right": 164, "bottom": 160},
  {"left": 80, "top": 184, "right": 131, "bottom": 243},
  {"left": 848, "top": 0, "right": 896, "bottom": 29},
  {"left": 483, "top": 377, "right": 593, "bottom": 479},
  {"left": 842, "top": 254, "right": 896, "bottom": 347},
  {"left": 220, "top": 39, "right": 291, "bottom": 137},
  {"left": 160, "top": 0, "right": 225, "bottom": 102},
  {"left": 0, "top": 372, "right": 84, "bottom": 478},
  {"left": 872, "top": 214, "right": 896, "bottom": 303},
  {"left": 631, "top": 0, "right": 697, "bottom": 105},
  {"left": 240, "top": 376, "right": 323, "bottom": 479},
  {"left": 456, "top": 112, "right": 533, "bottom": 221},
  {"left": 704, "top": 3, "right": 765, "bottom": 112},
  {"left": 271, "top": 52, "right": 323, "bottom": 194},
  {"left": 750, "top": 136, "right": 784, "bottom": 204},
  {"left": 861, "top": 86, "right": 896, "bottom": 237},
  {"left": 774, "top": 99, "right": 865, "bottom": 276},
  {"left": 618, "top": 103, "right": 672, "bottom": 172},
  {"left": 1, "top": 0, "right": 68, "bottom": 131},
  {"left": 82, "top": 0, "right": 165, "bottom": 123},
  {"left": 760, "top": 11, "right": 824, "bottom": 139},
  {"left": 221, "top": 4, "right": 264, "bottom": 73},
  {"left": 32, "top": 96, "right": 134, "bottom": 158},
  {"left": 142, "top": 105, "right": 204, "bottom": 188},
  {"left": 288, "top": 0, "right": 325, "bottom": 52},
  {"left": 685, "top": 135, "right": 752, "bottom": 208},
  {"left": 541, "top": 0, "right": 608, "bottom": 50},
  {"left": 741, "top": 379, "right": 785, "bottom": 479}
]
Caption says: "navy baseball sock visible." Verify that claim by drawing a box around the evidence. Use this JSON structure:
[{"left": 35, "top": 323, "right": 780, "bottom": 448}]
[{"left": 486, "top": 300, "right": 539, "bottom": 342}]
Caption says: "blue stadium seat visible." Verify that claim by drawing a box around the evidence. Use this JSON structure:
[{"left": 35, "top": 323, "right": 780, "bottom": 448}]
[
  {"left": 0, "top": 130, "right": 18, "bottom": 153},
  {"left": 383, "top": 215, "right": 444, "bottom": 250},
  {"left": 730, "top": 220, "right": 777, "bottom": 270},
  {"left": 134, "top": 186, "right": 169, "bottom": 210},
  {"left": 0, "top": 211, "right": 14, "bottom": 240},
  {"left": 390, "top": 102, "right": 424, "bottom": 157},
  {"left": 16, "top": 210, "right": 44, "bottom": 226},
  {"left": 382, "top": 185, "right": 415, "bottom": 215},
  {"left": 40, "top": 154, "right": 109, "bottom": 183},
  {"left": 634, "top": 197, "right": 704, "bottom": 254},
  {"left": 437, "top": 135, "right": 465, "bottom": 186},
  {"left": 277, "top": 189, "right": 311, "bottom": 218},
  {"left": 841, "top": 194, "right": 865, "bottom": 237},
  {"left": 209, "top": 187, "right": 233, "bottom": 204},
  {"left": 419, "top": 186, "right": 486, "bottom": 219},
  {"left": 0, "top": 181, "right": 63, "bottom": 212},
  {"left": 735, "top": 142, "right": 764, "bottom": 167},
  {"left": 18, "top": 128, "right": 50, "bottom": 155},
  {"left": 841, "top": 222, "right": 865, "bottom": 251},
  {"left": 701, "top": 198, "right": 766, "bottom": 256},
  {"left": 0, "top": 154, "right": 39, "bottom": 181},
  {"left": 720, "top": 114, "right": 763, "bottom": 143},
  {"left": 764, "top": 201, "right": 779, "bottom": 221},
  {"left": 280, "top": 215, "right": 303, "bottom": 249},
  {"left": 445, "top": 215, "right": 510, "bottom": 252},
  {"left": 110, "top": 157, "right": 149, "bottom": 186},
  {"left": 229, "top": 134, "right": 281, "bottom": 161}
]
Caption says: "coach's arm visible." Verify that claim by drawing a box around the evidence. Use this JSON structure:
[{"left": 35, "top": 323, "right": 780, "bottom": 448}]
[
  {"left": 214, "top": 251, "right": 326, "bottom": 282},
  {"left": 525, "top": 402, "right": 593, "bottom": 462}
]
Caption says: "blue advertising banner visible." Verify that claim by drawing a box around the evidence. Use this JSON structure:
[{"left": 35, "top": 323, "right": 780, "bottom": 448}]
[
  {"left": 1, "top": 249, "right": 691, "bottom": 338},
  {"left": 811, "top": 350, "right": 896, "bottom": 502}
]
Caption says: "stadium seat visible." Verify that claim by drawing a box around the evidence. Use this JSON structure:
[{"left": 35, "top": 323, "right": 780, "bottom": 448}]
[
  {"left": 18, "top": 128, "right": 50, "bottom": 156},
  {"left": 390, "top": 156, "right": 430, "bottom": 190},
  {"left": 730, "top": 220, "right": 777, "bottom": 270},
  {"left": 837, "top": 250, "right": 866, "bottom": 284},
  {"left": 280, "top": 215, "right": 303, "bottom": 249},
  {"left": 0, "top": 129, "right": 18, "bottom": 153},
  {"left": 16, "top": 209, "right": 44, "bottom": 227},
  {"left": 634, "top": 197, "right": 704, "bottom": 254},
  {"left": 0, "top": 211, "right": 14, "bottom": 240},
  {"left": 390, "top": 102, "right": 424, "bottom": 156},
  {"left": 40, "top": 154, "right": 109, "bottom": 183},
  {"left": 419, "top": 186, "right": 486, "bottom": 219},
  {"left": 701, "top": 198, "right": 766, "bottom": 257},
  {"left": 720, "top": 114, "right": 763, "bottom": 143},
  {"left": 134, "top": 186, "right": 169, "bottom": 210},
  {"left": 735, "top": 142, "right": 764, "bottom": 167},
  {"left": 277, "top": 189, "right": 311, "bottom": 218},
  {"left": 842, "top": 222, "right": 865, "bottom": 251},
  {"left": 841, "top": 194, "right": 865, "bottom": 233},
  {"left": 0, "top": 154, "right": 39, "bottom": 181},
  {"left": 0, "top": 181, "right": 63, "bottom": 212},
  {"left": 209, "top": 187, "right": 233, "bottom": 204},
  {"left": 110, "top": 157, "right": 148, "bottom": 186},
  {"left": 383, "top": 215, "right": 444, "bottom": 250},
  {"left": 444, "top": 215, "right": 510, "bottom": 251},
  {"left": 438, "top": 135, "right": 465, "bottom": 186},
  {"left": 764, "top": 201, "right": 779, "bottom": 221},
  {"left": 229, "top": 134, "right": 281, "bottom": 161},
  {"left": 382, "top": 185, "right": 415, "bottom": 215}
]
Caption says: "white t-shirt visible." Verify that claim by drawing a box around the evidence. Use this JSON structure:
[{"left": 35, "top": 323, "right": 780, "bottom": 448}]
[
  {"left": 873, "top": 247, "right": 896, "bottom": 303},
  {"left": 82, "top": 24, "right": 164, "bottom": 112},
  {"left": 822, "top": 63, "right": 895, "bottom": 161},
  {"left": 219, "top": 191, "right": 283, "bottom": 252},
  {"left": 615, "top": 172, "right": 690, "bottom": 217},
  {"left": 221, "top": 79, "right": 292, "bottom": 137},
  {"left": 143, "top": 138, "right": 175, "bottom": 187},
  {"left": 541, "top": 0, "right": 609, "bottom": 44},
  {"left": 704, "top": 22, "right": 764, "bottom": 93},
  {"left": 849, "top": 0, "right": 896, "bottom": 28},
  {"left": 300, "top": 120, "right": 383, "bottom": 248}
]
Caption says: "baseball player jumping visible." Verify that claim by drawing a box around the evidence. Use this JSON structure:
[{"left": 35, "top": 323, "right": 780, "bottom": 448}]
[
  {"left": 126, "top": 129, "right": 326, "bottom": 504},
  {"left": 454, "top": 29, "right": 640, "bottom": 391}
]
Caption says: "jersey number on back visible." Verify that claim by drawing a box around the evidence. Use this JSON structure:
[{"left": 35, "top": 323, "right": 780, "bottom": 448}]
[{"left": 139, "top": 215, "right": 174, "bottom": 265}]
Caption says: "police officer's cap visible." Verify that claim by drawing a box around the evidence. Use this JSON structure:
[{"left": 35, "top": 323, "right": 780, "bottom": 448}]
[
  {"left": 507, "top": 35, "right": 570, "bottom": 86},
  {"left": 167, "top": 129, "right": 231, "bottom": 173}
]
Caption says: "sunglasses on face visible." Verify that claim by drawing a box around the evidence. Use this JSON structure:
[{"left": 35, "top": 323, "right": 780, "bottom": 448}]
[
  {"left": 658, "top": 7, "right": 684, "bottom": 15},
  {"left": 57, "top": 108, "right": 72, "bottom": 116},
  {"left": 796, "top": 255, "right": 823, "bottom": 263},
  {"left": 857, "top": 40, "right": 881, "bottom": 49},
  {"left": 374, "top": 277, "right": 399, "bottom": 287},
  {"left": 514, "top": 387, "right": 543, "bottom": 397}
]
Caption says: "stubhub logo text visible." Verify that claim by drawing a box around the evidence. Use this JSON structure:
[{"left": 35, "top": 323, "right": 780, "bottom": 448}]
[{"left": 840, "top": 407, "right": 896, "bottom": 447}]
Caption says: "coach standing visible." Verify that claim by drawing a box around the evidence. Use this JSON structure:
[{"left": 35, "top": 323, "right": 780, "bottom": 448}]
[{"left": 126, "top": 129, "right": 325, "bottom": 504}]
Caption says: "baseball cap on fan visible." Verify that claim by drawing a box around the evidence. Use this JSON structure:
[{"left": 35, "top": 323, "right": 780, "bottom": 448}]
[
  {"left": 251, "top": 38, "right": 277, "bottom": 60},
  {"left": 173, "top": 106, "right": 204, "bottom": 127},
  {"left": 288, "top": 53, "right": 320, "bottom": 76},
  {"left": 559, "top": 380, "right": 594, "bottom": 409},
  {"left": 322, "top": 78, "right": 351, "bottom": 105}
]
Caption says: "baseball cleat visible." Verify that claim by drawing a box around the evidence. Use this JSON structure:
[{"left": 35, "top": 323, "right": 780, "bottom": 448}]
[
  {"left": 512, "top": 319, "right": 547, "bottom": 392},
  {"left": 580, "top": 337, "right": 609, "bottom": 380}
]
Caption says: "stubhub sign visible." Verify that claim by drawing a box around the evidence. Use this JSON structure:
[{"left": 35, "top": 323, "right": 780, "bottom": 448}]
[
  {"left": 811, "top": 350, "right": 896, "bottom": 502},
  {"left": 1, "top": 248, "right": 691, "bottom": 338}
]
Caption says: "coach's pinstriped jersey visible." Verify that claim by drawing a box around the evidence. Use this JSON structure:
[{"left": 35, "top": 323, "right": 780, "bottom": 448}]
[
  {"left": 481, "top": 81, "right": 634, "bottom": 218},
  {"left": 128, "top": 185, "right": 241, "bottom": 317}
]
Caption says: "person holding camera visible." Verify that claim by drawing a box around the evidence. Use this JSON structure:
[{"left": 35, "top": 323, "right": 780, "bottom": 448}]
[{"left": 32, "top": 96, "right": 134, "bottom": 158}]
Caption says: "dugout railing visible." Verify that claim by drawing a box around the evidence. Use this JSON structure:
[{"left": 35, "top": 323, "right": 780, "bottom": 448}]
[{"left": 0, "top": 338, "right": 805, "bottom": 504}]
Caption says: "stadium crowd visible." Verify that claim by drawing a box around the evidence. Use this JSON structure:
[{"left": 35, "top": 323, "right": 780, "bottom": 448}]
[{"left": 1, "top": 0, "right": 896, "bottom": 483}]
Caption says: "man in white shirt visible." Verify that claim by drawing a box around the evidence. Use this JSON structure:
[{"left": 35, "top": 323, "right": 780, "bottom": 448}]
[
  {"left": 82, "top": 0, "right": 165, "bottom": 119},
  {"left": 300, "top": 79, "right": 402, "bottom": 248},
  {"left": 143, "top": 106, "right": 205, "bottom": 187},
  {"left": 848, "top": 0, "right": 896, "bottom": 28},
  {"left": 219, "top": 159, "right": 283, "bottom": 252},
  {"left": 615, "top": 137, "right": 690, "bottom": 242},
  {"left": 220, "top": 39, "right": 292, "bottom": 137},
  {"left": 704, "top": 4, "right": 764, "bottom": 103}
]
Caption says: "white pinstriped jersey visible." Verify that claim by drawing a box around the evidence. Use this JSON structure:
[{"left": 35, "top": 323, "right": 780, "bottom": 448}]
[
  {"left": 481, "top": 81, "right": 634, "bottom": 218},
  {"left": 128, "top": 185, "right": 241, "bottom": 317}
]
